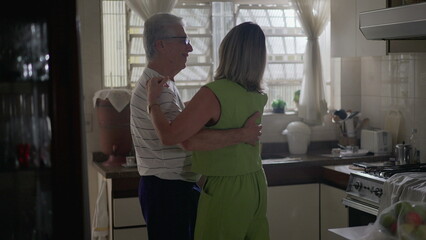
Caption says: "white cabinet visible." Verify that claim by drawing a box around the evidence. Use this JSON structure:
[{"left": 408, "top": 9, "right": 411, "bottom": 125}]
[
  {"left": 111, "top": 196, "right": 148, "bottom": 240},
  {"left": 267, "top": 184, "right": 320, "bottom": 240},
  {"left": 267, "top": 183, "right": 349, "bottom": 240},
  {"left": 114, "top": 228, "right": 148, "bottom": 240},
  {"left": 97, "top": 175, "right": 148, "bottom": 240},
  {"left": 331, "top": 0, "right": 386, "bottom": 57},
  {"left": 113, "top": 197, "right": 146, "bottom": 227},
  {"left": 320, "top": 184, "right": 349, "bottom": 240}
]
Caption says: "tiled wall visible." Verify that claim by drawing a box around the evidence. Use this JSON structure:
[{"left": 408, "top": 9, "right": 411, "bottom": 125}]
[
  {"left": 339, "top": 53, "right": 426, "bottom": 163},
  {"left": 261, "top": 53, "right": 425, "bottom": 163}
]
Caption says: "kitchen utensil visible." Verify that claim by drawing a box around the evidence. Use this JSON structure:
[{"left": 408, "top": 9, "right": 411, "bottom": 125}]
[
  {"left": 345, "top": 118, "right": 356, "bottom": 137},
  {"left": 347, "top": 111, "right": 360, "bottom": 119},
  {"left": 384, "top": 110, "right": 401, "bottom": 146},
  {"left": 395, "top": 143, "right": 415, "bottom": 165},
  {"left": 340, "top": 149, "right": 369, "bottom": 157},
  {"left": 337, "top": 144, "right": 347, "bottom": 149},
  {"left": 333, "top": 109, "right": 348, "bottom": 121},
  {"left": 331, "top": 148, "right": 341, "bottom": 157},
  {"left": 125, "top": 156, "right": 136, "bottom": 166},
  {"left": 355, "top": 118, "right": 369, "bottom": 133}
]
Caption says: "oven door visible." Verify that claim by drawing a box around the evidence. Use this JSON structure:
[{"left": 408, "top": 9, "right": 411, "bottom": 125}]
[{"left": 342, "top": 197, "right": 378, "bottom": 227}]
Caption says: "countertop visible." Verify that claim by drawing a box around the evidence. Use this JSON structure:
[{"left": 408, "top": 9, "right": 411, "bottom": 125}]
[
  {"left": 260, "top": 152, "right": 387, "bottom": 188},
  {"left": 93, "top": 152, "right": 388, "bottom": 190}
]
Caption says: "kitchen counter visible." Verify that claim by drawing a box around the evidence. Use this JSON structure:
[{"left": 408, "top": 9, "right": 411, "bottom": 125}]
[
  {"left": 93, "top": 152, "right": 386, "bottom": 239},
  {"left": 261, "top": 152, "right": 387, "bottom": 188},
  {"left": 93, "top": 152, "right": 388, "bottom": 192},
  {"left": 93, "top": 149, "right": 388, "bottom": 240}
]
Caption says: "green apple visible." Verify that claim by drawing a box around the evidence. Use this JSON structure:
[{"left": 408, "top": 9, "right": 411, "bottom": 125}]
[
  {"left": 398, "top": 223, "right": 416, "bottom": 240},
  {"left": 395, "top": 201, "right": 414, "bottom": 217},
  {"left": 399, "top": 223, "right": 416, "bottom": 234},
  {"left": 379, "top": 212, "right": 397, "bottom": 229},
  {"left": 412, "top": 225, "right": 426, "bottom": 240},
  {"left": 413, "top": 205, "right": 426, "bottom": 220}
]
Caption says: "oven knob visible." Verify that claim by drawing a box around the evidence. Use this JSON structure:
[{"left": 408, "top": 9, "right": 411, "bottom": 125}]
[
  {"left": 373, "top": 188, "right": 383, "bottom": 197},
  {"left": 353, "top": 181, "right": 362, "bottom": 190}
]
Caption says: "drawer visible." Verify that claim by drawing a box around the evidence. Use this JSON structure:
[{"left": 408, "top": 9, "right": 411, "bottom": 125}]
[
  {"left": 114, "top": 227, "right": 148, "bottom": 240},
  {"left": 113, "top": 197, "right": 146, "bottom": 227}
]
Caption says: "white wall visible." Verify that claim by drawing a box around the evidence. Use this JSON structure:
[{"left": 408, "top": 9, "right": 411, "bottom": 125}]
[
  {"left": 361, "top": 53, "right": 426, "bottom": 162},
  {"left": 77, "top": 0, "right": 102, "bottom": 224},
  {"left": 332, "top": 57, "right": 362, "bottom": 111},
  {"left": 330, "top": 0, "right": 386, "bottom": 58}
]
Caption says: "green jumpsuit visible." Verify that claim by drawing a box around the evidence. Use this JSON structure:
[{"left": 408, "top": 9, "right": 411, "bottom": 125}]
[{"left": 192, "top": 79, "right": 270, "bottom": 240}]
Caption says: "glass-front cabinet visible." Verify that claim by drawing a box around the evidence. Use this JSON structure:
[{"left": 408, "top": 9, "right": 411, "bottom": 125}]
[{"left": 0, "top": 0, "right": 86, "bottom": 239}]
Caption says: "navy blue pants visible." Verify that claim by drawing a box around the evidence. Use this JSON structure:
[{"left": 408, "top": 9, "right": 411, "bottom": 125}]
[{"left": 139, "top": 176, "right": 200, "bottom": 240}]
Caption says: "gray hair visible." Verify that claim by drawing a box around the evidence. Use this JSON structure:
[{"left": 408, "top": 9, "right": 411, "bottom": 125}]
[
  {"left": 143, "top": 13, "right": 184, "bottom": 61},
  {"left": 214, "top": 22, "right": 266, "bottom": 92}
]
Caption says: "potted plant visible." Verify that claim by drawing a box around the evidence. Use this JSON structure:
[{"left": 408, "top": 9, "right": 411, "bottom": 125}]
[
  {"left": 271, "top": 99, "right": 286, "bottom": 113},
  {"left": 293, "top": 90, "right": 300, "bottom": 110}
]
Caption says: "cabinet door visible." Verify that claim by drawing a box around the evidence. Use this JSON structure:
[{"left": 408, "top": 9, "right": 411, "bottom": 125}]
[
  {"left": 331, "top": 0, "right": 357, "bottom": 57},
  {"left": 267, "top": 184, "right": 319, "bottom": 240},
  {"left": 113, "top": 197, "right": 146, "bottom": 227},
  {"left": 114, "top": 227, "right": 148, "bottom": 240},
  {"left": 355, "top": 0, "right": 386, "bottom": 57},
  {"left": 331, "top": 0, "right": 386, "bottom": 57},
  {"left": 320, "top": 184, "right": 349, "bottom": 240}
]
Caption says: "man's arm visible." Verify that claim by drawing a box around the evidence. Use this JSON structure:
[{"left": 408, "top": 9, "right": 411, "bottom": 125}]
[{"left": 180, "top": 112, "right": 262, "bottom": 151}]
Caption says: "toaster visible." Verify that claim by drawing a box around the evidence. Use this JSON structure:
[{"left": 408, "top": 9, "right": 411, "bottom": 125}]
[{"left": 360, "top": 129, "right": 392, "bottom": 154}]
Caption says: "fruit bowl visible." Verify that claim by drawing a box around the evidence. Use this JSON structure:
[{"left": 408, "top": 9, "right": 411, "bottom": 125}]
[{"left": 365, "top": 201, "right": 426, "bottom": 240}]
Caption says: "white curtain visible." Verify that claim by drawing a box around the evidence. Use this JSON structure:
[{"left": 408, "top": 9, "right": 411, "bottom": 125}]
[
  {"left": 124, "top": 0, "right": 178, "bottom": 20},
  {"left": 291, "top": 0, "right": 329, "bottom": 125},
  {"left": 91, "top": 179, "right": 108, "bottom": 240}
]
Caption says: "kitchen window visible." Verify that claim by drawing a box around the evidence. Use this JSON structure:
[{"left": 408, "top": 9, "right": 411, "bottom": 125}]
[{"left": 101, "top": 1, "right": 331, "bottom": 111}]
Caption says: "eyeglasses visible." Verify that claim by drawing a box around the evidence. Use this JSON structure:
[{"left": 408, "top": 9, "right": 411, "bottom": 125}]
[{"left": 164, "top": 36, "right": 191, "bottom": 45}]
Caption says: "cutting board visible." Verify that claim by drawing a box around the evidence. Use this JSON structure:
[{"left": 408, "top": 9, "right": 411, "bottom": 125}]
[
  {"left": 384, "top": 109, "right": 401, "bottom": 146},
  {"left": 329, "top": 226, "right": 372, "bottom": 240}
]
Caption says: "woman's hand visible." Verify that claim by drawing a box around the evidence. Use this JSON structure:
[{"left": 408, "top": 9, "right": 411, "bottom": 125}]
[{"left": 146, "top": 76, "right": 169, "bottom": 105}]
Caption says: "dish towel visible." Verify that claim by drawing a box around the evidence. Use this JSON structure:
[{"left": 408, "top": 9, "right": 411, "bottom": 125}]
[
  {"left": 93, "top": 89, "right": 132, "bottom": 112},
  {"left": 379, "top": 172, "right": 426, "bottom": 214},
  {"left": 92, "top": 179, "right": 109, "bottom": 240}
]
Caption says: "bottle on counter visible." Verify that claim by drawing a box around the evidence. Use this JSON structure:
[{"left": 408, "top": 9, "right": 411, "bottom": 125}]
[{"left": 409, "top": 129, "right": 420, "bottom": 164}]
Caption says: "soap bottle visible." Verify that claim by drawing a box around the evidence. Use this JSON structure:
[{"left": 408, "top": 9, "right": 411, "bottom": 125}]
[{"left": 409, "top": 129, "right": 419, "bottom": 164}]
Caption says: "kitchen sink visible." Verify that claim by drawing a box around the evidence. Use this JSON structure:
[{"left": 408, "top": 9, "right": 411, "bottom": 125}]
[
  {"left": 261, "top": 153, "right": 288, "bottom": 159},
  {"left": 261, "top": 158, "right": 303, "bottom": 164},
  {"left": 261, "top": 153, "right": 303, "bottom": 164}
]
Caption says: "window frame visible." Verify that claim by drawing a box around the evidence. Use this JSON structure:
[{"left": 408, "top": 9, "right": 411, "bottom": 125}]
[{"left": 100, "top": 1, "right": 331, "bottom": 111}]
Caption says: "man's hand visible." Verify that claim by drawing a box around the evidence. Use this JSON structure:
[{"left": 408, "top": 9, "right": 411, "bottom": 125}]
[
  {"left": 242, "top": 111, "right": 262, "bottom": 146},
  {"left": 179, "top": 112, "right": 263, "bottom": 151}
]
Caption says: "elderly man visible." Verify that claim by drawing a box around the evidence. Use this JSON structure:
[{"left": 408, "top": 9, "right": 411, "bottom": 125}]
[{"left": 130, "top": 13, "right": 262, "bottom": 240}]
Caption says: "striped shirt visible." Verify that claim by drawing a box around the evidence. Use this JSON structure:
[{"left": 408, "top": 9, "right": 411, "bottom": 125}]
[{"left": 130, "top": 68, "right": 199, "bottom": 182}]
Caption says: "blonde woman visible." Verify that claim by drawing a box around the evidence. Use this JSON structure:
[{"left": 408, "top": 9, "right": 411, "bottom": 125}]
[{"left": 147, "top": 22, "right": 270, "bottom": 240}]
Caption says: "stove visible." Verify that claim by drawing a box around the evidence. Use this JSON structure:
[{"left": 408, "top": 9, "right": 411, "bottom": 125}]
[{"left": 343, "top": 162, "right": 426, "bottom": 223}]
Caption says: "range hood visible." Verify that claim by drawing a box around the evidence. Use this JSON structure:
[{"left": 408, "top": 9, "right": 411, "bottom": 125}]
[{"left": 359, "top": 2, "right": 426, "bottom": 40}]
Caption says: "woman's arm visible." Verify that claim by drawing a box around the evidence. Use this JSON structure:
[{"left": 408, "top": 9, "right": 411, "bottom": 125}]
[
  {"left": 147, "top": 76, "right": 221, "bottom": 145},
  {"left": 180, "top": 112, "right": 262, "bottom": 151}
]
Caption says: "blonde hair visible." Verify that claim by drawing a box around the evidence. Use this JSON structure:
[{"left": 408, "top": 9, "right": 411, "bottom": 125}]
[{"left": 214, "top": 22, "right": 266, "bottom": 92}]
